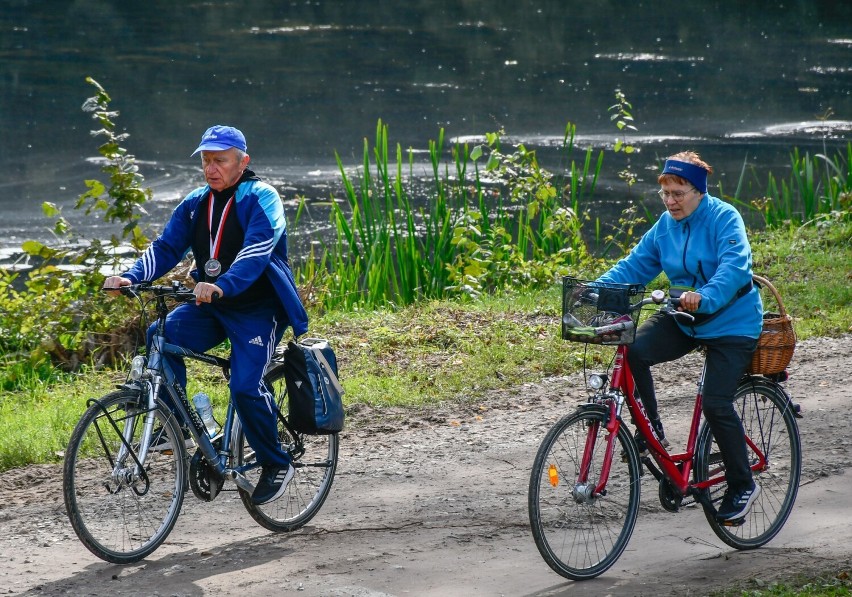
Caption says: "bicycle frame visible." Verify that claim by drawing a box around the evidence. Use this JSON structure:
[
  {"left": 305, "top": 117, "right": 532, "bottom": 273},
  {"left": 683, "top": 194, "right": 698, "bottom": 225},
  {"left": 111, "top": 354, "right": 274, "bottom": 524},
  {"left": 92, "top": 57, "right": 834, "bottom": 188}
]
[
  {"left": 589, "top": 342, "right": 768, "bottom": 498},
  {"left": 64, "top": 283, "right": 341, "bottom": 564},
  {"left": 109, "top": 288, "right": 281, "bottom": 495}
]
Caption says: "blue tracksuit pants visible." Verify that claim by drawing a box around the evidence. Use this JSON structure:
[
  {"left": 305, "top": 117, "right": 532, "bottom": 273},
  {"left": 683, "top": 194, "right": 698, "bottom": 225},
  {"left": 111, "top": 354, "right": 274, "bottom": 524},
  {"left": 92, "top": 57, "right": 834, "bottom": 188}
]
[{"left": 147, "top": 299, "right": 291, "bottom": 469}]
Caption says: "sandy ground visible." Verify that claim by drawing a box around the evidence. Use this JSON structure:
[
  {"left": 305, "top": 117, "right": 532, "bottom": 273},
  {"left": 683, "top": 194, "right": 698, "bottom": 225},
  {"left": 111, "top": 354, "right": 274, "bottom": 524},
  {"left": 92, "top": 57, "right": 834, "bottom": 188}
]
[{"left": 1, "top": 334, "right": 850, "bottom": 596}]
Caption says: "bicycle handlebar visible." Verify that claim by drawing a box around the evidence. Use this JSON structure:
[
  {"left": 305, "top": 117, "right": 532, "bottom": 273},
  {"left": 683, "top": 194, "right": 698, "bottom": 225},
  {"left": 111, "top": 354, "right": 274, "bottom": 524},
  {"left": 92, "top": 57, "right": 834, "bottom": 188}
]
[
  {"left": 580, "top": 288, "right": 695, "bottom": 322},
  {"left": 579, "top": 290, "right": 695, "bottom": 321},
  {"left": 648, "top": 289, "right": 695, "bottom": 322},
  {"left": 104, "top": 281, "right": 220, "bottom": 303}
]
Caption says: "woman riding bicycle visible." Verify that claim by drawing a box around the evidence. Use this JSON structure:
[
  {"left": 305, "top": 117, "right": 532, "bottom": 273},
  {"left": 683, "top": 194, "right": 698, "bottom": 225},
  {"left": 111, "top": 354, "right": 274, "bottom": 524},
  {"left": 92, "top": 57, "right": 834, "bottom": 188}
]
[{"left": 596, "top": 151, "right": 763, "bottom": 521}]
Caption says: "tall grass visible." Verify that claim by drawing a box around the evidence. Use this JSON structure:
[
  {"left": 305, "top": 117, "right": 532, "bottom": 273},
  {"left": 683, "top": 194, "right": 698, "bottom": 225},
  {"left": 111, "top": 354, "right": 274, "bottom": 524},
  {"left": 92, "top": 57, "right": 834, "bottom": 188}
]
[
  {"left": 295, "top": 120, "right": 603, "bottom": 311},
  {"left": 727, "top": 142, "right": 852, "bottom": 227}
]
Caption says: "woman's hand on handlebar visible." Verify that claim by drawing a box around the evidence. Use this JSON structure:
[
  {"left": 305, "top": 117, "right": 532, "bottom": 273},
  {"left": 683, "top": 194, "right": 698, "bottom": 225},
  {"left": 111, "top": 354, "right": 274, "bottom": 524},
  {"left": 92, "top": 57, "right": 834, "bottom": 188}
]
[
  {"left": 193, "top": 282, "right": 223, "bottom": 305},
  {"left": 678, "top": 290, "right": 702, "bottom": 312},
  {"left": 102, "top": 276, "right": 132, "bottom": 296}
]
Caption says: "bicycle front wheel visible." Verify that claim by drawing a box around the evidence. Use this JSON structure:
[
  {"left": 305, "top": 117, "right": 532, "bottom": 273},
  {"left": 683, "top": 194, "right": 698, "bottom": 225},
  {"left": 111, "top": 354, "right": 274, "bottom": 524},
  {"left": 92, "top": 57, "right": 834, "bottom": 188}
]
[
  {"left": 234, "top": 388, "right": 338, "bottom": 532},
  {"left": 528, "top": 407, "right": 642, "bottom": 580},
  {"left": 62, "top": 389, "right": 187, "bottom": 563},
  {"left": 695, "top": 379, "right": 801, "bottom": 549}
]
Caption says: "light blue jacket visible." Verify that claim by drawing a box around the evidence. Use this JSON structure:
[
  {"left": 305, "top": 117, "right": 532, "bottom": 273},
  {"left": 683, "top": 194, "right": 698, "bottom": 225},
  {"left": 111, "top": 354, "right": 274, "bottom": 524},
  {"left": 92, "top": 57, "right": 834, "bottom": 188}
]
[
  {"left": 598, "top": 194, "right": 762, "bottom": 339},
  {"left": 122, "top": 180, "right": 309, "bottom": 336}
]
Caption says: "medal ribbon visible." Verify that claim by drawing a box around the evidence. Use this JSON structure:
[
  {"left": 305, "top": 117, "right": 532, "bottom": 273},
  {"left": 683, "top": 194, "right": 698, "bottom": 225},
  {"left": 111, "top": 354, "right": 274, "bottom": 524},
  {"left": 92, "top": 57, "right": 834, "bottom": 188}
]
[{"left": 207, "top": 192, "right": 235, "bottom": 261}]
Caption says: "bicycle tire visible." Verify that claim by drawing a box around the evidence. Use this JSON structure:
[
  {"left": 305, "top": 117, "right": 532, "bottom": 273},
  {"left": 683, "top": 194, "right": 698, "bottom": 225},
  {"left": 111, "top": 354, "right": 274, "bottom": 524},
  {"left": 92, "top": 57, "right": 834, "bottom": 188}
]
[
  {"left": 234, "top": 371, "right": 338, "bottom": 532},
  {"left": 63, "top": 389, "right": 187, "bottom": 564},
  {"left": 528, "top": 406, "right": 642, "bottom": 580},
  {"left": 695, "top": 379, "right": 801, "bottom": 549}
]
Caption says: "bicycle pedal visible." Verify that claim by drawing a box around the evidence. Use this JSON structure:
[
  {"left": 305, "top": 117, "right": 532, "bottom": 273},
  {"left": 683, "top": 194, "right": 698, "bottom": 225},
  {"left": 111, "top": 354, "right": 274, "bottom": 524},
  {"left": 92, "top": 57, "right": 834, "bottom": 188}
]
[
  {"left": 719, "top": 516, "right": 746, "bottom": 527},
  {"left": 227, "top": 469, "right": 256, "bottom": 494}
]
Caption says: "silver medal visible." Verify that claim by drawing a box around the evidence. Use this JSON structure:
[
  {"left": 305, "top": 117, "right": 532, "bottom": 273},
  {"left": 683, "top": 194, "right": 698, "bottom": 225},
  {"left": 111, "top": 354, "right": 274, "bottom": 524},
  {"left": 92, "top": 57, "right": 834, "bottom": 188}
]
[{"left": 204, "top": 258, "right": 222, "bottom": 280}]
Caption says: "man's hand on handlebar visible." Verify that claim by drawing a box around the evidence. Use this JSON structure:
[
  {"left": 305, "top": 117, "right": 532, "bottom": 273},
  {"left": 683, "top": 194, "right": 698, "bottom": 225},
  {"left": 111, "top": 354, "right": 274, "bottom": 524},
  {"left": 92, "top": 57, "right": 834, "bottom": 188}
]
[
  {"left": 102, "top": 276, "right": 132, "bottom": 296},
  {"left": 194, "top": 282, "right": 223, "bottom": 305}
]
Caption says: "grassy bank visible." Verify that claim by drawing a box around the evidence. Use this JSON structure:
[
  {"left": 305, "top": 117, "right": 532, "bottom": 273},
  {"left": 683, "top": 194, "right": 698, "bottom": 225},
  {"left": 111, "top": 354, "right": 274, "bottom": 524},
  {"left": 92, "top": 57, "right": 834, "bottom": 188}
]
[
  {"left": 715, "top": 570, "right": 852, "bottom": 596},
  {"left": 1, "top": 217, "right": 849, "bottom": 472}
]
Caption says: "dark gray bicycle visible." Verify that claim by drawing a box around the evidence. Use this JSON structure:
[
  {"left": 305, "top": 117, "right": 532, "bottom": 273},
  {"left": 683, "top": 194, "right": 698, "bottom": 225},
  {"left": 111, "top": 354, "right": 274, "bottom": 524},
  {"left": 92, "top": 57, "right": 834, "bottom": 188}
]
[{"left": 62, "top": 282, "right": 338, "bottom": 563}]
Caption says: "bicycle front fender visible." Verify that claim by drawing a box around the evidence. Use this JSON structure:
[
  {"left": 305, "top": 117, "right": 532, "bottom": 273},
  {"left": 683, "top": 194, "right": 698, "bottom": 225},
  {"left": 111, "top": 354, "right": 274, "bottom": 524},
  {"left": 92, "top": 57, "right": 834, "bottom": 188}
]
[{"left": 576, "top": 402, "right": 610, "bottom": 417}]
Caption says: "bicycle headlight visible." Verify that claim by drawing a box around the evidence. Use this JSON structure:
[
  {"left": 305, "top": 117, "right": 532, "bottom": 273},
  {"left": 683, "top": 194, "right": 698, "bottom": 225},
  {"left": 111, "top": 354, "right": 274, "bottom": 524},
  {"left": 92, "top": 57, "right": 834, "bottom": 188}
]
[
  {"left": 587, "top": 373, "right": 607, "bottom": 390},
  {"left": 129, "top": 355, "right": 147, "bottom": 380}
]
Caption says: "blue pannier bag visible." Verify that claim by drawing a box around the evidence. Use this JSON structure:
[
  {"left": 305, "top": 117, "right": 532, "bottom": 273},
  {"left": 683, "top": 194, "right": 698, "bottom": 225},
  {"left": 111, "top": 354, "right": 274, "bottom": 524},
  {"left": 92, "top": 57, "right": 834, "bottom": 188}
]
[{"left": 282, "top": 338, "right": 345, "bottom": 434}]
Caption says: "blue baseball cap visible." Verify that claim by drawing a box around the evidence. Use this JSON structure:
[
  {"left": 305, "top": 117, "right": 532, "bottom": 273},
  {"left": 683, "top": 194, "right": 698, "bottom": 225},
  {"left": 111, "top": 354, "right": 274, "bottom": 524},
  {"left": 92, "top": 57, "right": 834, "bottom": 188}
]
[{"left": 191, "top": 125, "right": 247, "bottom": 156}]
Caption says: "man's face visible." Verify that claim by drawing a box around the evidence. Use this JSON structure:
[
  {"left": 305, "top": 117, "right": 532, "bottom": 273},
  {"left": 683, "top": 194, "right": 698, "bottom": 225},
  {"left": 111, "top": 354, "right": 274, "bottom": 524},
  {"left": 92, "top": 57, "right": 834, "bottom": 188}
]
[{"left": 200, "top": 148, "right": 248, "bottom": 192}]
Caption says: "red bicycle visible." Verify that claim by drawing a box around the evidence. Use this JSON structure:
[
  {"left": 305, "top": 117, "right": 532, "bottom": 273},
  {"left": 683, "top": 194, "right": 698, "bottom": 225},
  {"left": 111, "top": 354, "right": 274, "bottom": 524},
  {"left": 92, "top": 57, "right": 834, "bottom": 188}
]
[{"left": 528, "top": 277, "right": 802, "bottom": 580}]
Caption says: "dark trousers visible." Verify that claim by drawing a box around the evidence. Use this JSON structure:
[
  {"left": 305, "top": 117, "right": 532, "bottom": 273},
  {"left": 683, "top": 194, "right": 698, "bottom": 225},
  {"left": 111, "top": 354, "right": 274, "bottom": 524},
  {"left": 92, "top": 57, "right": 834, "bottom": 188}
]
[{"left": 628, "top": 313, "right": 758, "bottom": 490}]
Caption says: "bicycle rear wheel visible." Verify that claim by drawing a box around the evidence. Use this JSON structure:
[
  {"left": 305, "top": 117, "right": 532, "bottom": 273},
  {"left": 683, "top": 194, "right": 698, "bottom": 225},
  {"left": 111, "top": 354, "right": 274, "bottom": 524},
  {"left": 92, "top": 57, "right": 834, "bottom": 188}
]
[
  {"left": 695, "top": 379, "right": 801, "bottom": 549},
  {"left": 63, "top": 389, "right": 187, "bottom": 563},
  {"left": 234, "top": 381, "right": 338, "bottom": 532},
  {"left": 528, "top": 407, "right": 642, "bottom": 580}
]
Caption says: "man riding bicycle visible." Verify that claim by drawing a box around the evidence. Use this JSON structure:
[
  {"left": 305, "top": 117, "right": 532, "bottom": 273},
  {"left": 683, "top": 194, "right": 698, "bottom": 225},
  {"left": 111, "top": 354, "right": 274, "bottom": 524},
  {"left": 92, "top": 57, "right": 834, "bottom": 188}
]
[
  {"left": 597, "top": 151, "right": 763, "bottom": 521},
  {"left": 103, "top": 125, "right": 308, "bottom": 506}
]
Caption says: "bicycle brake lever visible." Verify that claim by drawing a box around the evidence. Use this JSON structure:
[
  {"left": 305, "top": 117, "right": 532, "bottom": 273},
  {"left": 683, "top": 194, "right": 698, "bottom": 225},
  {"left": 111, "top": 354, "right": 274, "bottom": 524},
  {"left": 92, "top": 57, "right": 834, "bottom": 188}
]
[{"left": 672, "top": 310, "right": 696, "bottom": 322}]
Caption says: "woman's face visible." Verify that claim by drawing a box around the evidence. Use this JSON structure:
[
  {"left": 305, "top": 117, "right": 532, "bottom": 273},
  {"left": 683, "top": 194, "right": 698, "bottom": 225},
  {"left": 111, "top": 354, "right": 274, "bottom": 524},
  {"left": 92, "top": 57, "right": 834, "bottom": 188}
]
[{"left": 659, "top": 182, "right": 703, "bottom": 220}]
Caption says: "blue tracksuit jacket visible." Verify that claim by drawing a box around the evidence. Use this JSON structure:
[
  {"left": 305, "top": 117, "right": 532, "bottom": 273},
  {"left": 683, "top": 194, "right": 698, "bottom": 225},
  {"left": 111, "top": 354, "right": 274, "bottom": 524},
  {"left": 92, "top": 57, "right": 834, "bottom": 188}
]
[
  {"left": 598, "top": 194, "right": 763, "bottom": 339},
  {"left": 122, "top": 179, "right": 309, "bottom": 336}
]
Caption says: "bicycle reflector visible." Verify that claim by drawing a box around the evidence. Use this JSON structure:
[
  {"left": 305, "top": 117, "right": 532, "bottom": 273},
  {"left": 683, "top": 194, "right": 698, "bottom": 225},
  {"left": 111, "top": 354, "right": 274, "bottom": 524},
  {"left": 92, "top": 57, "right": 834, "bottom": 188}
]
[
  {"left": 548, "top": 464, "right": 559, "bottom": 487},
  {"left": 129, "top": 355, "right": 146, "bottom": 380}
]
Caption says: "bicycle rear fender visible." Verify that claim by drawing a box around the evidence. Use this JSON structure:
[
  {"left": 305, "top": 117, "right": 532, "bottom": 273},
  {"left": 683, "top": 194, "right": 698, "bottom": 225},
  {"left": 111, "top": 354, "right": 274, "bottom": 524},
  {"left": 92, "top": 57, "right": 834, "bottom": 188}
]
[{"left": 739, "top": 375, "right": 802, "bottom": 418}]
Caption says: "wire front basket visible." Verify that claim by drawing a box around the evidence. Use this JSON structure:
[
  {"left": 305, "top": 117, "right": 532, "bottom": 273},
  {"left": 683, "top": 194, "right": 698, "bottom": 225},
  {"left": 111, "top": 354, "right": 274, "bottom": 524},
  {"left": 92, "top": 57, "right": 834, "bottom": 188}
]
[{"left": 561, "top": 277, "right": 646, "bottom": 345}]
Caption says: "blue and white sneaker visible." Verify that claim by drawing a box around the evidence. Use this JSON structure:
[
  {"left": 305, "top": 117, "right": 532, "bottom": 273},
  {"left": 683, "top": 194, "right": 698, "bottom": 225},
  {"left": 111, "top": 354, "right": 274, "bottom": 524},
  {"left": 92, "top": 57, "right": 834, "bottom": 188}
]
[
  {"left": 716, "top": 483, "right": 762, "bottom": 521},
  {"left": 252, "top": 463, "right": 295, "bottom": 505}
]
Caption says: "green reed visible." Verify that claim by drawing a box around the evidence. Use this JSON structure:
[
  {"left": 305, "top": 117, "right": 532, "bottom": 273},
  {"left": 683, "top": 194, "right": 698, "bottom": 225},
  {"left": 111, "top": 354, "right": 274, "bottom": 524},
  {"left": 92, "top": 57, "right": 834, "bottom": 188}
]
[
  {"left": 295, "top": 120, "right": 601, "bottom": 310},
  {"left": 728, "top": 142, "right": 852, "bottom": 227}
]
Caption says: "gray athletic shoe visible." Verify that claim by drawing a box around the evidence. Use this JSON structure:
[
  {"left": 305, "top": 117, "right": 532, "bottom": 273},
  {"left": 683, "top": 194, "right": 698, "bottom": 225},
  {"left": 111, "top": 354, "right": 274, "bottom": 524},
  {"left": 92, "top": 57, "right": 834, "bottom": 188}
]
[
  {"left": 252, "top": 463, "right": 295, "bottom": 505},
  {"left": 716, "top": 483, "right": 762, "bottom": 521}
]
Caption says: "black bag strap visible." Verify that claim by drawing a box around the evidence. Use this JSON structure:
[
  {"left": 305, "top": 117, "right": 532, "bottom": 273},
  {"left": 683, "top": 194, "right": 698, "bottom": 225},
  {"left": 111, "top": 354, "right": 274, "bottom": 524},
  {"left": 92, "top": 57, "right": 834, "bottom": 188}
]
[{"left": 688, "top": 279, "right": 753, "bottom": 327}]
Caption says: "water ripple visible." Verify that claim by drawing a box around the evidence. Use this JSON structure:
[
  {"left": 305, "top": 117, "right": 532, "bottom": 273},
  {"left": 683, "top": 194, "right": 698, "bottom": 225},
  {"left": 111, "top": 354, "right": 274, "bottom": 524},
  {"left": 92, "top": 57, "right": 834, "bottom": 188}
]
[
  {"left": 594, "top": 52, "right": 704, "bottom": 63},
  {"left": 727, "top": 120, "right": 852, "bottom": 139}
]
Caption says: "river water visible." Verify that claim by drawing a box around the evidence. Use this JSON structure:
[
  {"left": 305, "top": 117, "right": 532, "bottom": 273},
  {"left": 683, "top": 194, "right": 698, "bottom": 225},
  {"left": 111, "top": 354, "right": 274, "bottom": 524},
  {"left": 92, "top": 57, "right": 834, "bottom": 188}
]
[{"left": 2, "top": 0, "right": 851, "bottom": 257}]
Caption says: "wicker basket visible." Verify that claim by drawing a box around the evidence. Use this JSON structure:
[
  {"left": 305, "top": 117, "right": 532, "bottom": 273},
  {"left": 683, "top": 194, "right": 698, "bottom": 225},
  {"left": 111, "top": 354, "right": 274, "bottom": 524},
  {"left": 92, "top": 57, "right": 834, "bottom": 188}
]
[{"left": 748, "top": 275, "right": 796, "bottom": 374}]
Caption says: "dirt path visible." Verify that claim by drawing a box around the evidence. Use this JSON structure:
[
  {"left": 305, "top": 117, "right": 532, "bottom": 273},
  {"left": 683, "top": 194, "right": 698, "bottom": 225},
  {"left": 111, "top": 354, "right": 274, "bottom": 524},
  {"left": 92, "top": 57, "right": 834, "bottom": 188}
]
[{"left": 1, "top": 335, "right": 850, "bottom": 596}]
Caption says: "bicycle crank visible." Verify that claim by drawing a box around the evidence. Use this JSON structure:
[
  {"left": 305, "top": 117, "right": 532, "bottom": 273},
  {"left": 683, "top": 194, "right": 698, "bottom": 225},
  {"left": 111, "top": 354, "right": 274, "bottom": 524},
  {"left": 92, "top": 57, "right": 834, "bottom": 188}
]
[
  {"left": 189, "top": 451, "right": 224, "bottom": 501},
  {"left": 658, "top": 479, "right": 683, "bottom": 512}
]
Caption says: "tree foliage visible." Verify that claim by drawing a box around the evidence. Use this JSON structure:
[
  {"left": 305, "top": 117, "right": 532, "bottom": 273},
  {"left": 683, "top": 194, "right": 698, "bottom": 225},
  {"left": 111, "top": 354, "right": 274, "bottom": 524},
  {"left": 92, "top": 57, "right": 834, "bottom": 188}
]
[{"left": 0, "top": 78, "right": 152, "bottom": 389}]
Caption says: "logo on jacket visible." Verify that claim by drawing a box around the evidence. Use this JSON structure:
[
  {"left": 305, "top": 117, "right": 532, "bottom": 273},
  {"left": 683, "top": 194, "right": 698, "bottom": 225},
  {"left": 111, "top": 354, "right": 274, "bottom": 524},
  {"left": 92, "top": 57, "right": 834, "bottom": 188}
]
[{"left": 249, "top": 336, "right": 265, "bottom": 347}]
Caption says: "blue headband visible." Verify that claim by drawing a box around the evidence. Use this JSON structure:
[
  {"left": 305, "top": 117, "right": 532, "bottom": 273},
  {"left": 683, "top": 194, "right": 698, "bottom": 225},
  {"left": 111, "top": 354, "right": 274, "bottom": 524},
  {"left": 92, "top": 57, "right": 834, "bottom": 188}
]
[{"left": 661, "top": 159, "right": 708, "bottom": 193}]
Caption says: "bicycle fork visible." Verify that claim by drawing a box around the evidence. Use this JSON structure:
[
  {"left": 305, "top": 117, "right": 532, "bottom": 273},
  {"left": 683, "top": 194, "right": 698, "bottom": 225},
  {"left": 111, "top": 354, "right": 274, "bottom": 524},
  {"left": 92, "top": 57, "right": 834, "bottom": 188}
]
[
  {"left": 575, "top": 401, "right": 622, "bottom": 502},
  {"left": 87, "top": 387, "right": 158, "bottom": 496}
]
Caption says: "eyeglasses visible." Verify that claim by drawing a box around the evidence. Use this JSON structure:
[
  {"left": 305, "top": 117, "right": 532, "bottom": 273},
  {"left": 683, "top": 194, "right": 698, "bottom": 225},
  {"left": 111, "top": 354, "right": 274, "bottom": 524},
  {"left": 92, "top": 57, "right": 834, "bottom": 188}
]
[{"left": 657, "top": 188, "right": 698, "bottom": 201}]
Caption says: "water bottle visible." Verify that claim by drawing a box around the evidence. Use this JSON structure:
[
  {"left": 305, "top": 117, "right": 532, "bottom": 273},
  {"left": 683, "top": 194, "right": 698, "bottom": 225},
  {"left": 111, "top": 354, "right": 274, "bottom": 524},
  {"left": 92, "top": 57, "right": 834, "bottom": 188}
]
[{"left": 192, "top": 392, "right": 217, "bottom": 437}]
